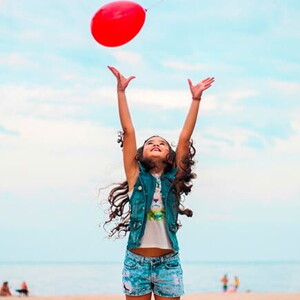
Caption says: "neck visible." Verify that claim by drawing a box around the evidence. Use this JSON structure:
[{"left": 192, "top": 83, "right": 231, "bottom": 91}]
[{"left": 150, "top": 161, "right": 165, "bottom": 175}]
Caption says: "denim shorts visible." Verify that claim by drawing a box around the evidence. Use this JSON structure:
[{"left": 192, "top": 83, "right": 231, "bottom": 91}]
[{"left": 122, "top": 250, "right": 184, "bottom": 297}]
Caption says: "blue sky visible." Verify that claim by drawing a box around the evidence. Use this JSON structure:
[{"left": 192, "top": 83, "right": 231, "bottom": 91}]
[{"left": 0, "top": 0, "right": 300, "bottom": 263}]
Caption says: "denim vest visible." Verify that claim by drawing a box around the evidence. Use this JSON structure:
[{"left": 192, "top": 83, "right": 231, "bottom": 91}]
[{"left": 127, "top": 163, "right": 180, "bottom": 251}]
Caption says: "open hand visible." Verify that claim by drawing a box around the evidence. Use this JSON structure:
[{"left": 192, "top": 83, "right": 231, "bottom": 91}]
[
  {"left": 108, "top": 66, "right": 135, "bottom": 91},
  {"left": 188, "top": 77, "right": 215, "bottom": 100}
]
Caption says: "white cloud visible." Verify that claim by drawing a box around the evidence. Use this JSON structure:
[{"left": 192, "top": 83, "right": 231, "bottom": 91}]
[
  {"left": 193, "top": 127, "right": 267, "bottom": 162},
  {"left": 1, "top": 83, "right": 252, "bottom": 119},
  {"left": 163, "top": 61, "right": 208, "bottom": 72},
  {"left": 0, "top": 115, "right": 123, "bottom": 198},
  {"left": 110, "top": 49, "right": 144, "bottom": 66},
  {"left": 262, "top": 58, "right": 300, "bottom": 73},
  {"left": 291, "top": 117, "right": 300, "bottom": 132},
  {"left": 189, "top": 118, "right": 300, "bottom": 207},
  {"left": 60, "top": 73, "right": 82, "bottom": 81},
  {"left": 193, "top": 157, "right": 300, "bottom": 206},
  {"left": 0, "top": 84, "right": 116, "bottom": 121},
  {"left": 272, "top": 119, "right": 300, "bottom": 155},
  {"left": 229, "top": 89, "right": 259, "bottom": 101},
  {"left": 0, "top": 53, "right": 36, "bottom": 68},
  {"left": 267, "top": 79, "right": 300, "bottom": 95},
  {"left": 0, "top": 0, "right": 9, "bottom": 13},
  {"left": 1, "top": 111, "right": 277, "bottom": 204},
  {"left": 18, "top": 30, "right": 43, "bottom": 40},
  {"left": 163, "top": 60, "right": 239, "bottom": 74},
  {"left": 129, "top": 88, "right": 216, "bottom": 110}
]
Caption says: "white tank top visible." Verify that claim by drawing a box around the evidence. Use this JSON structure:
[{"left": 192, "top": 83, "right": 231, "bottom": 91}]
[{"left": 133, "top": 174, "right": 172, "bottom": 249}]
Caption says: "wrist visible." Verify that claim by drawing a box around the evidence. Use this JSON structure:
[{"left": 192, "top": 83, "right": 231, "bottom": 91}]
[{"left": 192, "top": 96, "right": 201, "bottom": 101}]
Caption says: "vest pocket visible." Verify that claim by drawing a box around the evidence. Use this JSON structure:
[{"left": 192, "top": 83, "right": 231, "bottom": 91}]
[
  {"left": 130, "top": 186, "right": 146, "bottom": 218},
  {"left": 128, "top": 219, "right": 143, "bottom": 246},
  {"left": 130, "top": 220, "right": 142, "bottom": 230}
]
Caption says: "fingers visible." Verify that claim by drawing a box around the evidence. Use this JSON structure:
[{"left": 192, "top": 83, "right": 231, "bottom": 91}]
[
  {"left": 128, "top": 76, "right": 136, "bottom": 82},
  {"left": 202, "top": 77, "right": 215, "bottom": 83},
  {"left": 188, "top": 77, "right": 214, "bottom": 87},
  {"left": 107, "top": 65, "right": 119, "bottom": 78},
  {"left": 201, "top": 77, "right": 215, "bottom": 89},
  {"left": 107, "top": 65, "right": 116, "bottom": 72},
  {"left": 188, "top": 76, "right": 214, "bottom": 96},
  {"left": 108, "top": 66, "right": 135, "bottom": 83}
]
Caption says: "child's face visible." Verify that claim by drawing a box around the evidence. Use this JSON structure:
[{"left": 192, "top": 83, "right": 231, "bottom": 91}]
[{"left": 143, "top": 136, "right": 170, "bottom": 160}]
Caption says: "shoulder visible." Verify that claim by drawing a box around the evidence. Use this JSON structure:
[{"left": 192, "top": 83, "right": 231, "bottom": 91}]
[
  {"left": 128, "top": 162, "right": 145, "bottom": 192},
  {"left": 163, "top": 167, "right": 178, "bottom": 180}
]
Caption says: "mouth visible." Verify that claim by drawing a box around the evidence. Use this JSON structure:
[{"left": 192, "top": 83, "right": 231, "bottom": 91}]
[{"left": 151, "top": 148, "right": 161, "bottom": 152}]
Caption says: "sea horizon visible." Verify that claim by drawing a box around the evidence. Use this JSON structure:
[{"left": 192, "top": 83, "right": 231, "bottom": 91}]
[
  {"left": 1, "top": 260, "right": 300, "bottom": 295},
  {"left": 2, "top": 259, "right": 300, "bottom": 264}
]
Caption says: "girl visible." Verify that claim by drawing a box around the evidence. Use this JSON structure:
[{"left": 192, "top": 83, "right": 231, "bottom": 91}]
[{"left": 105, "top": 66, "right": 214, "bottom": 300}]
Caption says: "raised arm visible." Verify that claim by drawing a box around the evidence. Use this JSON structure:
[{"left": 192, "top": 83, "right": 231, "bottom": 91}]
[
  {"left": 176, "top": 76, "right": 214, "bottom": 173},
  {"left": 108, "top": 66, "right": 139, "bottom": 189}
]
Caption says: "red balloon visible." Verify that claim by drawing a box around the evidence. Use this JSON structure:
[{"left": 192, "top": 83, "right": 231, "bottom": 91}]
[{"left": 91, "top": 1, "right": 146, "bottom": 47}]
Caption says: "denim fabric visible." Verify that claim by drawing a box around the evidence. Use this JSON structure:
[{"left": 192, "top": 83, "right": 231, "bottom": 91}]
[
  {"left": 122, "top": 250, "right": 184, "bottom": 297},
  {"left": 127, "top": 162, "right": 180, "bottom": 251}
]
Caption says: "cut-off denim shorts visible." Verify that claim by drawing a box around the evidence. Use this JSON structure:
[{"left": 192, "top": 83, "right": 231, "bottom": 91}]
[{"left": 122, "top": 250, "right": 184, "bottom": 297}]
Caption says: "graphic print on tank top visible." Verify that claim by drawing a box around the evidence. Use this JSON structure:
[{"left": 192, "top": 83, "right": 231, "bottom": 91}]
[{"left": 147, "top": 174, "right": 166, "bottom": 221}]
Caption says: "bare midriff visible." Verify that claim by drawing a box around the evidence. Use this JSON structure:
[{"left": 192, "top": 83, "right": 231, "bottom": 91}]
[{"left": 130, "top": 247, "right": 174, "bottom": 257}]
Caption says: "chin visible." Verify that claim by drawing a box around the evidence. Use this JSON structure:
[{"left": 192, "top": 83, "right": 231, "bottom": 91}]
[{"left": 149, "top": 154, "right": 165, "bottom": 159}]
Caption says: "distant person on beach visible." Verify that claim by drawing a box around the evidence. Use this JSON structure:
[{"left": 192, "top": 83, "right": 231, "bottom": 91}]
[
  {"left": 220, "top": 274, "right": 228, "bottom": 292},
  {"left": 104, "top": 66, "right": 214, "bottom": 300},
  {"left": 0, "top": 282, "right": 12, "bottom": 297},
  {"left": 16, "top": 281, "right": 29, "bottom": 296},
  {"left": 234, "top": 276, "right": 240, "bottom": 292}
]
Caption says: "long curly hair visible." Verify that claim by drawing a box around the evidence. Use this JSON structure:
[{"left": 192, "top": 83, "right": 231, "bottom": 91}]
[{"left": 103, "top": 132, "right": 196, "bottom": 238}]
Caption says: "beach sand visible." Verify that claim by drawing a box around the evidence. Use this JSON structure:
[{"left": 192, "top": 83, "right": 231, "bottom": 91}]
[{"left": 7, "top": 293, "right": 300, "bottom": 300}]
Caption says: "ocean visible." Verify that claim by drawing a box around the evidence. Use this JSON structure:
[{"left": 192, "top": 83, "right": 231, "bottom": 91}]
[{"left": 0, "top": 261, "right": 299, "bottom": 296}]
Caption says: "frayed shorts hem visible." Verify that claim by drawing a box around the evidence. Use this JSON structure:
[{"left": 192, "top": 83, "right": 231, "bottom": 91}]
[
  {"left": 124, "top": 291, "right": 184, "bottom": 298},
  {"left": 123, "top": 291, "right": 152, "bottom": 297},
  {"left": 154, "top": 292, "right": 184, "bottom": 298}
]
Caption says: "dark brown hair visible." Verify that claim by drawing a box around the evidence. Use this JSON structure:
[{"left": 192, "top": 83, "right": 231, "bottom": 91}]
[{"left": 103, "top": 132, "right": 196, "bottom": 238}]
